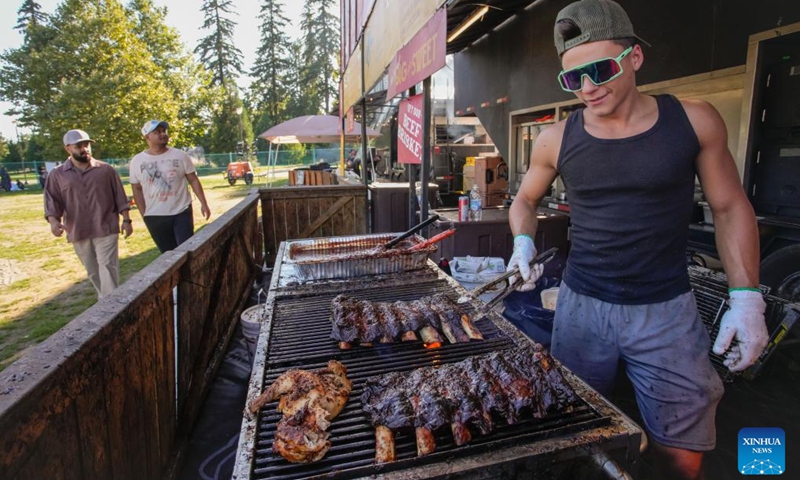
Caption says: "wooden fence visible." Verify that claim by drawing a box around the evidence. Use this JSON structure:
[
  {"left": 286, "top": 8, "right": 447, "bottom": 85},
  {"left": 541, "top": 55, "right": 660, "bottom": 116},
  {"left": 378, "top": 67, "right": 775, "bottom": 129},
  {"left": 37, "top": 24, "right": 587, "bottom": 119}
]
[
  {"left": 260, "top": 185, "right": 368, "bottom": 265},
  {"left": 0, "top": 192, "right": 261, "bottom": 480},
  {"left": 0, "top": 184, "right": 370, "bottom": 479}
]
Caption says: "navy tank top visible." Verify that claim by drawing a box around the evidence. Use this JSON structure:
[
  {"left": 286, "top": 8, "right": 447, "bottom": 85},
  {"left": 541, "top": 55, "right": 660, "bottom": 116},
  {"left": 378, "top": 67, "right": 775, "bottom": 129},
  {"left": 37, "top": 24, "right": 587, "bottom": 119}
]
[{"left": 557, "top": 94, "right": 700, "bottom": 304}]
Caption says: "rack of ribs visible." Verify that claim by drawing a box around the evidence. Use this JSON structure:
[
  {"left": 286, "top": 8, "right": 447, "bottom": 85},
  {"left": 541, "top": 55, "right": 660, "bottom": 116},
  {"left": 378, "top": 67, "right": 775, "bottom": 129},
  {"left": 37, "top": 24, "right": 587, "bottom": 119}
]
[
  {"left": 248, "top": 360, "right": 352, "bottom": 463},
  {"left": 330, "top": 294, "right": 483, "bottom": 349},
  {"left": 360, "top": 346, "right": 579, "bottom": 463}
]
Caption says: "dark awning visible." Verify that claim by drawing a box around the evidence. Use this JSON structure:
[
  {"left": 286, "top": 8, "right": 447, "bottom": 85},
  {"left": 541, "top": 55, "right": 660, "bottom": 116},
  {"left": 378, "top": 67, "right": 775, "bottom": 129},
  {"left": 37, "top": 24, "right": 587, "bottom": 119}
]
[{"left": 446, "top": 0, "right": 538, "bottom": 55}]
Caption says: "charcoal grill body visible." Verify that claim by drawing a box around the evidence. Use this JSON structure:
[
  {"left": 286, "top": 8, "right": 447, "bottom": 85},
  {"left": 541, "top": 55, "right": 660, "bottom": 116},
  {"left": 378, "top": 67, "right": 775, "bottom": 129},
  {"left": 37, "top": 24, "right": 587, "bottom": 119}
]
[{"left": 234, "top": 238, "right": 643, "bottom": 480}]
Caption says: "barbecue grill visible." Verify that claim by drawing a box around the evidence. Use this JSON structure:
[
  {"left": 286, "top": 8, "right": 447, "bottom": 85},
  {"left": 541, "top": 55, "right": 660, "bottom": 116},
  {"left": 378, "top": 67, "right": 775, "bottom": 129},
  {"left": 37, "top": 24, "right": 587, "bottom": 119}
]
[
  {"left": 689, "top": 266, "right": 799, "bottom": 381},
  {"left": 234, "top": 239, "right": 643, "bottom": 480}
]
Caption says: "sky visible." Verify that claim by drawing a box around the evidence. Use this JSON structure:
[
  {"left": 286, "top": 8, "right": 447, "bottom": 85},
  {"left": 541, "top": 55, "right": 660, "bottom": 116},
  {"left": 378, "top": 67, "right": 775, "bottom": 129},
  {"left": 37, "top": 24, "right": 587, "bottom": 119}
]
[{"left": 0, "top": 0, "right": 308, "bottom": 141}]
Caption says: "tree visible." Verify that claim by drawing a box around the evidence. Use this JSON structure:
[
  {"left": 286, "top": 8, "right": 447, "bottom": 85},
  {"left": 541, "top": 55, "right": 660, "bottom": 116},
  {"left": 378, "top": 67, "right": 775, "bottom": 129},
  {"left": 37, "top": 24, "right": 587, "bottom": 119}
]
[
  {"left": 2, "top": 0, "right": 53, "bottom": 137},
  {"left": 248, "top": 0, "right": 293, "bottom": 137},
  {"left": 195, "top": 0, "right": 243, "bottom": 89},
  {"left": 283, "top": 42, "right": 316, "bottom": 119},
  {"left": 299, "top": 0, "right": 340, "bottom": 114},
  {"left": 1, "top": 0, "right": 214, "bottom": 159},
  {"left": 0, "top": 135, "right": 9, "bottom": 161},
  {"left": 127, "top": 0, "right": 215, "bottom": 147},
  {"left": 4, "top": 139, "right": 23, "bottom": 165},
  {"left": 14, "top": 0, "right": 48, "bottom": 33},
  {"left": 208, "top": 91, "right": 253, "bottom": 154}
]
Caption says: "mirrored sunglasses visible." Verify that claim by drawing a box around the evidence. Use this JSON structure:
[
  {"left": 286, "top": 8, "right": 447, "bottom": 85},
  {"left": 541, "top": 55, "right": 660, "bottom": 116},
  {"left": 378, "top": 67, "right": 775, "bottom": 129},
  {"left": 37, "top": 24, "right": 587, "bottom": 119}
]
[{"left": 557, "top": 46, "right": 633, "bottom": 92}]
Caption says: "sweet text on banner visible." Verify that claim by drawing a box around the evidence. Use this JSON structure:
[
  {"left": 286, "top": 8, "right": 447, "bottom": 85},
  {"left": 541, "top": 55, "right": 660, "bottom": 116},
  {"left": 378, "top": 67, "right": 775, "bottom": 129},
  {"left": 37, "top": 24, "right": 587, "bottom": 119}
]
[{"left": 386, "top": 8, "right": 446, "bottom": 100}]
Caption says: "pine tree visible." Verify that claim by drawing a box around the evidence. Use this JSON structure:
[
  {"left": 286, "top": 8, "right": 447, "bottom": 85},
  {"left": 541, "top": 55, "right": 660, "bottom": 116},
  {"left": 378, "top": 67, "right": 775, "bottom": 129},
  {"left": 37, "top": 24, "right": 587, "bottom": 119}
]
[
  {"left": 14, "top": 0, "right": 49, "bottom": 33},
  {"left": 209, "top": 91, "right": 253, "bottom": 153},
  {"left": 249, "top": 0, "right": 293, "bottom": 136},
  {"left": 0, "top": 0, "right": 215, "bottom": 159},
  {"left": 2, "top": 0, "right": 53, "bottom": 134},
  {"left": 128, "top": 0, "right": 214, "bottom": 147},
  {"left": 284, "top": 41, "right": 316, "bottom": 119},
  {"left": 195, "top": 0, "right": 243, "bottom": 88},
  {"left": 300, "top": 0, "right": 339, "bottom": 114}
]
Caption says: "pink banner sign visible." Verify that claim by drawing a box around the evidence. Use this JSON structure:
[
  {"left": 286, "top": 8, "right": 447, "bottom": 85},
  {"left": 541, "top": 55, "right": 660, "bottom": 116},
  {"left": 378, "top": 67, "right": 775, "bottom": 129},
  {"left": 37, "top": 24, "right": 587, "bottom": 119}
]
[
  {"left": 386, "top": 8, "right": 446, "bottom": 99},
  {"left": 346, "top": 107, "right": 355, "bottom": 133},
  {"left": 397, "top": 94, "right": 424, "bottom": 165}
]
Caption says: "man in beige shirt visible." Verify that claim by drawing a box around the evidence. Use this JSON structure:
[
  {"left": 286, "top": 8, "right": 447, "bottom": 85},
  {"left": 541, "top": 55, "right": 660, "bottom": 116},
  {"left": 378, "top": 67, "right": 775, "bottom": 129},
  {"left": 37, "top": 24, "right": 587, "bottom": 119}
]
[
  {"left": 130, "top": 120, "right": 211, "bottom": 252},
  {"left": 44, "top": 129, "right": 133, "bottom": 298}
]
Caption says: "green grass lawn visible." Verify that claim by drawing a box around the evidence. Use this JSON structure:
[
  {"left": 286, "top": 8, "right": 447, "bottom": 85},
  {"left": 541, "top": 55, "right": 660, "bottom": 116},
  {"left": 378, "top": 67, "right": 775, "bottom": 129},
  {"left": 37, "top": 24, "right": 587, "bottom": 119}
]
[{"left": 0, "top": 170, "right": 288, "bottom": 370}]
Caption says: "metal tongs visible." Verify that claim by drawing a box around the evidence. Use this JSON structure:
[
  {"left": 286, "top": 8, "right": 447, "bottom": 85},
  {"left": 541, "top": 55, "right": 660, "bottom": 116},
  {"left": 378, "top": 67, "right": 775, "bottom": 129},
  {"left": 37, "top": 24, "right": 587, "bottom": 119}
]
[
  {"left": 384, "top": 214, "right": 440, "bottom": 249},
  {"left": 458, "top": 247, "right": 559, "bottom": 312}
]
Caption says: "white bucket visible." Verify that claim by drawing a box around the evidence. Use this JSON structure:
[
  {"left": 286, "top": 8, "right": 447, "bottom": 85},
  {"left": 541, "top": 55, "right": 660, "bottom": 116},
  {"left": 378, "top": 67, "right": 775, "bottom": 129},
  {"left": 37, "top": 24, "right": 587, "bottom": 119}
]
[
  {"left": 241, "top": 305, "right": 264, "bottom": 356},
  {"left": 540, "top": 287, "right": 560, "bottom": 311}
]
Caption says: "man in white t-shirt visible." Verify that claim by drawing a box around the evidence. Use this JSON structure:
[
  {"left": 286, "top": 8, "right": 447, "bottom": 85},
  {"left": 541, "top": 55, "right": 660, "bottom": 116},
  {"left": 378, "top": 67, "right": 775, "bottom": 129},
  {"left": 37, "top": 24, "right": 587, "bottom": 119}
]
[{"left": 130, "top": 120, "right": 211, "bottom": 252}]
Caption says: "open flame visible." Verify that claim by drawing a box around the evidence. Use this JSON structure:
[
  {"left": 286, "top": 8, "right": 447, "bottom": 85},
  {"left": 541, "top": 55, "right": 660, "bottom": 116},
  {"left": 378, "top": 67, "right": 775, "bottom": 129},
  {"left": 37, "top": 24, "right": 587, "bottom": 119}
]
[{"left": 424, "top": 342, "right": 442, "bottom": 349}]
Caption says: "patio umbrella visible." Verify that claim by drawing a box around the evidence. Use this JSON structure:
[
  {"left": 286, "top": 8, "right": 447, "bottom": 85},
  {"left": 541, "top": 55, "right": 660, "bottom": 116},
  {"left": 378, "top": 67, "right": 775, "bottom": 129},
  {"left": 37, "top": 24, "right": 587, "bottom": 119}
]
[
  {"left": 259, "top": 115, "right": 381, "bottom": 185},
  {"left": 258, "top": 115, "right": 381, "bottom": 144}
]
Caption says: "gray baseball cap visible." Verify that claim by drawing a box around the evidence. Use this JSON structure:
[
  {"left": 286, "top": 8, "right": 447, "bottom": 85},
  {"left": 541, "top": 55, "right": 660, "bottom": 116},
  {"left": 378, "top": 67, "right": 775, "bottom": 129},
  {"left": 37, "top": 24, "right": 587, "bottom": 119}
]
[
  {"left": 554, "top": 0, "right": 649, "bottom": 56},
  {"left": 63, "top": 129, "right": 94, "bottom": 146}
]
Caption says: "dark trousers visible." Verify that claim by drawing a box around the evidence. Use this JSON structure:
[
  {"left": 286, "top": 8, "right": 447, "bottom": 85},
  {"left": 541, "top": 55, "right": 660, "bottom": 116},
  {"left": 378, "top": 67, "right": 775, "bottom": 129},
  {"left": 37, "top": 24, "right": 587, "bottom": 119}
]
[{"left": 143, "top": 206, "right": 194, "bottom": 253}]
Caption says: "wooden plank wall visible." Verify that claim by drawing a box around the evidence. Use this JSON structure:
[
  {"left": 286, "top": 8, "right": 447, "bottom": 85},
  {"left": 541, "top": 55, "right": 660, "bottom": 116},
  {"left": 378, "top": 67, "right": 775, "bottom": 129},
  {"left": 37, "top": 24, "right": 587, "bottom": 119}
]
[
  {"left": 0, "top": 193, "right": 261, "bottom": 480},
  {"left": 174, "top": 192, "right": 260, "bottom": 440},
  {"left": 287, "top": 169, "right": 334, "bottom": 186},
  {"left": 260, "top": 185, "right": 368, "bottom": 265}
]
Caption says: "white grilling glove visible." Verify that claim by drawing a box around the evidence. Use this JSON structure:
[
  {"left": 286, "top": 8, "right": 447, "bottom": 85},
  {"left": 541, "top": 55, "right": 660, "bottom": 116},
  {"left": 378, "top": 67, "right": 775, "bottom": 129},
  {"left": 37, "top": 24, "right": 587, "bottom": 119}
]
[
  {"left": 712, "top": 289, "right": 768, "bottom": 372},
  {"left": 507, "top": 235, "right": 543, "bottom": 292}
]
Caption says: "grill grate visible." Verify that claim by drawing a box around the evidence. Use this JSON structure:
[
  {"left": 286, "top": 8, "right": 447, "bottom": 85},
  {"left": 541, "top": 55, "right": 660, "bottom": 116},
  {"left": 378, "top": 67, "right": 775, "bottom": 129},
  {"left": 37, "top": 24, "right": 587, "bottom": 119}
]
[
  {"left": 252, "top": 279, "right": 608, "bottom": 480},
  {"left": 689, "top": 266, "right": 799, "bottom": 381}
]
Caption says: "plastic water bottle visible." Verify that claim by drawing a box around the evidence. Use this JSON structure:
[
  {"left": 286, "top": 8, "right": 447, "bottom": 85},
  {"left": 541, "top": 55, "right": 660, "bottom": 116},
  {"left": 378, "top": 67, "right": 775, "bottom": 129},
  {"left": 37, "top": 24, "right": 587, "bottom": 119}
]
[{"left": 469, "top": 184, "right": 483, "bottom": 221}]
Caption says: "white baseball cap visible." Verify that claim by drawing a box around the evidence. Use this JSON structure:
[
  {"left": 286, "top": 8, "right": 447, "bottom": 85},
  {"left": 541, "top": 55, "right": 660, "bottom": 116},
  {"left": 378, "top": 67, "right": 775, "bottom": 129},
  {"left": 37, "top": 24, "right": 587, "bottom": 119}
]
[
  {"left": 63, "top": 129, "right": 94, "bottom": 146},
  {"left": 141, "top": 120, "right": 169, "bottom": 136}
]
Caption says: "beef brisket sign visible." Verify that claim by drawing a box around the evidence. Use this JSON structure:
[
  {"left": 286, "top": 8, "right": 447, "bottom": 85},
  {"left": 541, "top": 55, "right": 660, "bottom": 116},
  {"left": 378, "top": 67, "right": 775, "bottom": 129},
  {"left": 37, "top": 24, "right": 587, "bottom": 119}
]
[{"left": 398, "top": 94, "right": 424, "bottom": 164}]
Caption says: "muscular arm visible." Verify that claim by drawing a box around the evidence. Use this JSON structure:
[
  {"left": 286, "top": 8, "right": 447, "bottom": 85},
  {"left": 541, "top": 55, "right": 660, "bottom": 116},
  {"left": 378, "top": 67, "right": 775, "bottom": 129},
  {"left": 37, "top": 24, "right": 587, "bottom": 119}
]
[
  {"left": 509, "top": 123, "right": 563, "bottom": 237},
  {"left": 684, "top": 99, "right": 760, "bottom": 288},
  {"left": 186, "top": 172, "right": 211, "bottom": 220},
  {"left": 131, "top": 182, "right": 146, "bottom": 217}
]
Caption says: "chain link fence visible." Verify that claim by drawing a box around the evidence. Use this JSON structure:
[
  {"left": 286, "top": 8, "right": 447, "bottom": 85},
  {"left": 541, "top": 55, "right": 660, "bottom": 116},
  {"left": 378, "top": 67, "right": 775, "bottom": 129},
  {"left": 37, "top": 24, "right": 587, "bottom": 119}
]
[{"left": 0, "top": 147, "right": 347, "bottom": 189}]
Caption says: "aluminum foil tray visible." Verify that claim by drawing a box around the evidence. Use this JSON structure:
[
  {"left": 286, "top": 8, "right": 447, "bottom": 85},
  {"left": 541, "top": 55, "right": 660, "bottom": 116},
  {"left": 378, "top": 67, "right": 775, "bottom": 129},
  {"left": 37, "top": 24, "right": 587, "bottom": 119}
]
[{"left": 284, "top": 233, "right": 437, "bottom": 281}]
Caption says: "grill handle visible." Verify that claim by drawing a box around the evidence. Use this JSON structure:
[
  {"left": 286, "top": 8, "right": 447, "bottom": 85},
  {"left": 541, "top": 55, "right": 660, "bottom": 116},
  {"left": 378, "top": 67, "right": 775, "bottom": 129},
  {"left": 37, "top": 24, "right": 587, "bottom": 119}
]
[
  {"left": 592, "top": 451, "right": 633, "bottom": 480},
  {"left": 385, "top": 214, "right": 440, "bottom": 249}
]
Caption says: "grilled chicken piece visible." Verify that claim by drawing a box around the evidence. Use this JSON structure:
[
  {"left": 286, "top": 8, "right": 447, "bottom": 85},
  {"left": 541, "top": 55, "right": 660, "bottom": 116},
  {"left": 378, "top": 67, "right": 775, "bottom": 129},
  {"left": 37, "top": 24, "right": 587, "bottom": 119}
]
[
  {"left": 273, "top": 404, "right": 331, "bottom": 463},
  {"left": 249, "top": 360, "right": 352, "bottom": 463},
  {"left": 249, "top": 360, "right": 351, "bottom": 418},
  {"left": 330, "top": 295, "right": 482, "bottom": 348},
  {"left": 360, "top": 348, "right": 579, "bottom": 463}
]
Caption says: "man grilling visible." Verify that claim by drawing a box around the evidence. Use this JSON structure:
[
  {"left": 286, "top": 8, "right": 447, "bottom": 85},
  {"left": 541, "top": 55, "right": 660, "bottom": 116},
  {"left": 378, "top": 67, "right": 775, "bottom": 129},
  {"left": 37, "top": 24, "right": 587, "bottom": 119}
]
[{"left": 507, "top": 1, "right": 767, "bottom": 478}]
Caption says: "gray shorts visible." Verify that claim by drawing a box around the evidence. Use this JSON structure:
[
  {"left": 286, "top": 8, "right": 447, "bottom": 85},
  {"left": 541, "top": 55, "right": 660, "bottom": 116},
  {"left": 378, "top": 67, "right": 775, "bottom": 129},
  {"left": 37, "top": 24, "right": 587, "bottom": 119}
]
[{"left": 551, "top": 283, "right": 724, "bottom": 451}]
